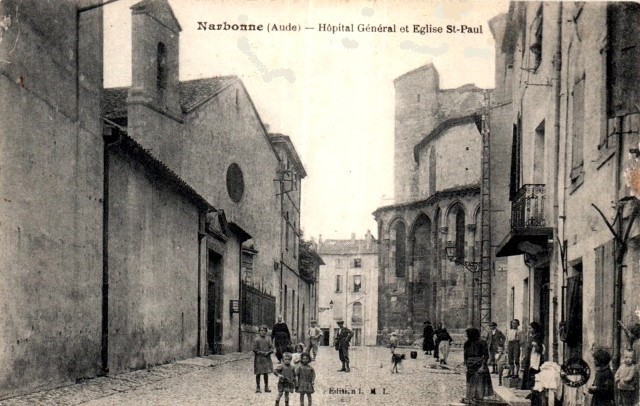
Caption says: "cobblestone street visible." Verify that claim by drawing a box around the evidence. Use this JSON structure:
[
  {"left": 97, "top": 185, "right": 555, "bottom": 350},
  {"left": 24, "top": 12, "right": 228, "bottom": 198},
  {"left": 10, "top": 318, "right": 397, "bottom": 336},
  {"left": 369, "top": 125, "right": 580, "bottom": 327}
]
[{"left": 1, "top": 346, "right": 469, "bottom": 405}]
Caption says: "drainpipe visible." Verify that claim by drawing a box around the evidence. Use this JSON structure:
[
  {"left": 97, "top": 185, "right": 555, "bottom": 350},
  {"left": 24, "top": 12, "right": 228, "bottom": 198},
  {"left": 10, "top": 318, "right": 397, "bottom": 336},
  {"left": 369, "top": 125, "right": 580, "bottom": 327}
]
[
  {"left": 197, "top": 217, "right": 204, "bottom": 356},
  {"left": 238, "top": 243, "right": 243, "bottom": 352},
  {"left": 550, "top": 1, "right": 563, "bottom": 364},
  {"left": 101, "top": 123, "right": 122, "bottom": 375},
  {"left": 612, "top": 115, "right": 624, "bottom": 370}
]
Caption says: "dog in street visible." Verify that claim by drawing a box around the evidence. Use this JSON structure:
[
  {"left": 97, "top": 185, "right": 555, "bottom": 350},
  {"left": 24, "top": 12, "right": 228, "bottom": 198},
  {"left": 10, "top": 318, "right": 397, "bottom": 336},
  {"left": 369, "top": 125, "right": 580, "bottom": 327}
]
[{"left": 391, "top": 352, "right": 406, "bottom": 373}]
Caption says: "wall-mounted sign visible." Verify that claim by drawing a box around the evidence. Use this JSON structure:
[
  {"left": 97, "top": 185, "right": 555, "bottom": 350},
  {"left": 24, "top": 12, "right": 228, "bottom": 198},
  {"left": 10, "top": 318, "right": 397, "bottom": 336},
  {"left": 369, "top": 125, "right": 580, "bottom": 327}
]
[{"left": 560, "top": 358, "right": 590, "bottom": 388}]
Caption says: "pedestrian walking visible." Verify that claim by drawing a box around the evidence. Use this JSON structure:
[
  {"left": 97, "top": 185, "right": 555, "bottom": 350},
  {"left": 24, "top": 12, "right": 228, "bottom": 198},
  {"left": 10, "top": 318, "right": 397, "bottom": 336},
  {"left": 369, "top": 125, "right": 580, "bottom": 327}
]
[
  {"left": 274, "top": 352, "right": 296, "bottom": 406},
  {"left": 485, "top": 321, "right": 506, "bottom": 373},
  {"left": 422, "top": 321, "right": 435, "bottom": 355},
  {"left": 521, "top": 321, "right": 545, "bottom": 390},
  {"left": 334, "top": 318, "right": 353, "bottom": 372},
  {"left": 272, "top": 315, "right": 291, "bottom": 363},
  {"left": 463, "top": 327, "right": 494, "bottom": 403},
  {"left": 296, "top": 352, "right": 315, "bottom": 406},
  {"left": 506, "top": 319, "right": 522, "bottom": 379},
  {"left": 307, "top": 319, "right": 322, "bottom": 361},
  {"left": 253, "top": 325, "right": 274, "bottom": 393},
  {"left": 588, "top": 348, "right": 615, "bottom": 406},
  {"left": 434, "top": 323, "right": 453, "bottom": 365}
]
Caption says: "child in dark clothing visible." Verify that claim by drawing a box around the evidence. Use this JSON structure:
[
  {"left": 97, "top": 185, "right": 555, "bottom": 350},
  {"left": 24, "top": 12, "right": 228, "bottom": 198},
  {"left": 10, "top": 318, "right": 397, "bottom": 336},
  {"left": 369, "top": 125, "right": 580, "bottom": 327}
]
[
  {"left": 588, "top": 348, "right": 615, "bottom": 406},
  {"left": 274, "top": 352, "right": 296, "bottom": 406}
]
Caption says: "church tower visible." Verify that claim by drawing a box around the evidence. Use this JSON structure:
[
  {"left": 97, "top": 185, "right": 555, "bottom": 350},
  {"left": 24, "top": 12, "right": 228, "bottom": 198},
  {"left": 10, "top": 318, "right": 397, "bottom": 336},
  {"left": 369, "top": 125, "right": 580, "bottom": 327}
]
[{"left": 128, "top": 0, "right": 182, "bottom": 121}]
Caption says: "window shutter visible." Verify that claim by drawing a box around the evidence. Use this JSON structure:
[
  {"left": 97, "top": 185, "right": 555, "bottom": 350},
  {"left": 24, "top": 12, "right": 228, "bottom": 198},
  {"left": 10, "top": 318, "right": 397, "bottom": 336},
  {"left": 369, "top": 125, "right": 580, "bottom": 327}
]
[
  {"left": 602, "top": 240, "right": 615, "bottom": 350},
  {"left": 594, "top": 240, "right": 615, "bottom": 351}
]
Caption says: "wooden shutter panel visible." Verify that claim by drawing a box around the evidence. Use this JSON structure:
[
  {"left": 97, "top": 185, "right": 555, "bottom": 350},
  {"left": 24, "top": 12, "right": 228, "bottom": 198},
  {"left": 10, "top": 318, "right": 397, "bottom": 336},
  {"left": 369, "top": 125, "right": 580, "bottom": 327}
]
[
  {"left": 594, "top": 244, "right": 603, "bottom": 345},
  {"left": 602, "top": 240, "right": 615, "bottom": 350},
  {"left": 594, "top": 240, "right": 615, "bottom": 351}
]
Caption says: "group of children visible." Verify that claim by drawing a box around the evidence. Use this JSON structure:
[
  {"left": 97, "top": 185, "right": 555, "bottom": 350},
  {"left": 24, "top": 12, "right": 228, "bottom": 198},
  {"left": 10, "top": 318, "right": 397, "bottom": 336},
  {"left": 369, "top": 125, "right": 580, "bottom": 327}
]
[
  {"left": 588, "top": 347, "right": 638, "bottom": 406},
  {"left": 253, "top": 326, "right": 316, "bottom": 406}
]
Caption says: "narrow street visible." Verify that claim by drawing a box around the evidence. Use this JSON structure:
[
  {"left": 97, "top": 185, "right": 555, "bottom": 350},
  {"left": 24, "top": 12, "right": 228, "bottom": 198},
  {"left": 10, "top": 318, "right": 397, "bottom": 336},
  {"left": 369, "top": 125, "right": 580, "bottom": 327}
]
[{"left": 1, "top": 346, "right": 468, "bottom": 405}]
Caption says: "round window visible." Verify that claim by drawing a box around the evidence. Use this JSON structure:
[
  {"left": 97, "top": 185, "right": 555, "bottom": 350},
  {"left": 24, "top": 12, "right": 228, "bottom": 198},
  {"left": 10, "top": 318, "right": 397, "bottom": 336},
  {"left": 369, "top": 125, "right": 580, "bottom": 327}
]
[{"left": 226, "top": 163, "right": 244, "bottom": 202}]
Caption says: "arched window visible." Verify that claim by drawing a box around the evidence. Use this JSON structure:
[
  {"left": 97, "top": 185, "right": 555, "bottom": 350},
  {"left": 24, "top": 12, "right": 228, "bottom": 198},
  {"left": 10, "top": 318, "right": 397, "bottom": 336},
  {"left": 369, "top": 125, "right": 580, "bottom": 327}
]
[
  {"left": 393, "top": 221, "right": 407, "bottom": 277},
  {"left": 352, "top": 302, "right": 363, "bottom": 323},
  {"left": 454, "top": 207, "right": 465, "bottom": 261},
  {"left": 411, "top": 214, "right": 431, "bottom": 282},
  {"left": 429, "top": 147, "right": 436, "bottom": 196},
  {"left": 157, "top": 42, "right": 167, "bottom": 89}
]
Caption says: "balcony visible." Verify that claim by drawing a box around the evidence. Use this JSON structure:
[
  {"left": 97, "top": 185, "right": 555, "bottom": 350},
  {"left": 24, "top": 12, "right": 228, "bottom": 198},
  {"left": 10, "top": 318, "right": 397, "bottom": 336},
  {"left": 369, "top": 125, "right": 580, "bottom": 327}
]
[{"left": 496, "top": 184, "right": 553, "bottom": 257}]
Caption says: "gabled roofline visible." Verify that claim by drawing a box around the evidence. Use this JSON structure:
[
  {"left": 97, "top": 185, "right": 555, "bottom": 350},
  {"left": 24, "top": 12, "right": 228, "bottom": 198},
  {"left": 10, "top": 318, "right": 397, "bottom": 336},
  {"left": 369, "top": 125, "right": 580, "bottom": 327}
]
[
  {"left": 268, "top": 134, "right": 307, "bottom": 178},
  {"left": 234, "top": 80, "right": 281, "bottom": 164},
  {"left": 180, "top": 76, "right": 237, "bottom": 113}
]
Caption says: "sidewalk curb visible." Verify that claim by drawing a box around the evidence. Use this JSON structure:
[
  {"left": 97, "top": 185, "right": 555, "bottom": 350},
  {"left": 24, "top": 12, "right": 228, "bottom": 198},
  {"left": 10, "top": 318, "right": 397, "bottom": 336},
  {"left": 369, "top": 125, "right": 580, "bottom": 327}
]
[
  {"left": 0, "top": 352, "right": 253, "bottom": 405},
  {"left": 490, "top": 375, "right": 529, "bottom": 406}
]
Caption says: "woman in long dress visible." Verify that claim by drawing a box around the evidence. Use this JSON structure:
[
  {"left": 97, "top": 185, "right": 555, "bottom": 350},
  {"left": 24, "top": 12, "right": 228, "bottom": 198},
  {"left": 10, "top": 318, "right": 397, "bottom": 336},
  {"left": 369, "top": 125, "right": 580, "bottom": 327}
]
[
  {"left": 422, "top": 321, "right": 435, "bottom": 355},
  {"left": 521, "top": 321, "right": 545, "bottom": 390},
  {"left": 272, "top": 315, "right": 291, "bottom": 363},
  {"left": 253, "top": 325, "right": 274, "bottom": 393},
  {"left": 464, "top": 327, "right": 494, "bottom": 402}
]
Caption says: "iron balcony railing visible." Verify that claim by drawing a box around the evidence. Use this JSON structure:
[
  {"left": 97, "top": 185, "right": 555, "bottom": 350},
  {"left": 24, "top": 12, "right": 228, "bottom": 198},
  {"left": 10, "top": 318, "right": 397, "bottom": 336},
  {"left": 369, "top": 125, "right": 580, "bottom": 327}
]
[{"left": 511, "top": 184, "right": 546, "bottom": 229}]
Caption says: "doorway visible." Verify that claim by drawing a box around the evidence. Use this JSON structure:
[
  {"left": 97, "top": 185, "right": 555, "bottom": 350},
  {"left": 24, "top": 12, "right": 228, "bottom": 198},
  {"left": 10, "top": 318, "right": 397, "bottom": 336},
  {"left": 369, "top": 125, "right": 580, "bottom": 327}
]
[
  {"left": 535, "top": 267, "right": 550, "bottom": 352},
  {"left": 565, "top": 263, "right": 583, "bottom": 358},
  {"left": 321, "top": 328, "right": 330, "bottom": 346},
  {"left": 207, "top": 251, "right": 223, "bottom": 354},
  {"left": 353, "top": 328, "right": 362, "bottom": 346}
]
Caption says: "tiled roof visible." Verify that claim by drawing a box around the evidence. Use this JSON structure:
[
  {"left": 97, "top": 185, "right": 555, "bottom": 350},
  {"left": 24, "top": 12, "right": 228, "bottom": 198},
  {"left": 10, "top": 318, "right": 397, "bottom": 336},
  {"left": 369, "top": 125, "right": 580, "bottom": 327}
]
[
  {"left": 179, "top": 76, "right": 237, "bottom": 112},
  {"left": 317, "top": 239, "right": 378, "bottom": 255},
  {"left": 105, "top": 121, "right": 214, "bottom": 213},
  {"left": 102, "top": 76, "right": 238, "bottom": 120}
]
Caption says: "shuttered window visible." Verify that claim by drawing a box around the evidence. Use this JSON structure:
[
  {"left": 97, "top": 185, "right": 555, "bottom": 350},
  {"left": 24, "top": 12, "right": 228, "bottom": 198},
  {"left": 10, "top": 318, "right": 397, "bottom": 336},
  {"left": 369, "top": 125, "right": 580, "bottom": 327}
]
[
  {"left": 594, "top": 240, "right": 615, "bottom": 351},
  {"left": 607, "top": 3, "right": 640, "bottom": 118},
  {"left": 571, "top": 75, "right": 585, "bottom": 176}
]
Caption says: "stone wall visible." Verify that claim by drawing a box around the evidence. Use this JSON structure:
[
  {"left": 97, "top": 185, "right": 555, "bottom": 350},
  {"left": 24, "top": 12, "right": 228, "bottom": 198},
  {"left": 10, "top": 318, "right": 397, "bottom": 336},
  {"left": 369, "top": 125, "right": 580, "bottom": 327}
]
[
  {"left": 107, "top": 147, "right": 200, "bottom": 372},
  {"left": 0, "top": 1, "right": 104, "bottom": 398}
]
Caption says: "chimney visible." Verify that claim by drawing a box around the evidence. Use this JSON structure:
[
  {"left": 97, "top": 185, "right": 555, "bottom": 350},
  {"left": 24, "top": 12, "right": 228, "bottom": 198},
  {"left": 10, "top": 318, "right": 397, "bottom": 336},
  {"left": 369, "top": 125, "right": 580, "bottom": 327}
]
[
  {"left": 318, "top": 234, "right": 323, "bottom": 244},
  {"left": 366, "top": 229, "right": 372, "bottom": 249},
  {"left": 351, "top": 232, "right": 356, "bottom": 241}
]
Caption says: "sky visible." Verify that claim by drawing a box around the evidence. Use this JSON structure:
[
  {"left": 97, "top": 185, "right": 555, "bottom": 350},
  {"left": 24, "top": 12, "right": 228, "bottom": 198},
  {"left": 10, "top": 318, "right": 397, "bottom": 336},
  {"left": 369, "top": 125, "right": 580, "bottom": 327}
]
[{"left": 104, "top": 0, "right": 509, "bottom": 241}]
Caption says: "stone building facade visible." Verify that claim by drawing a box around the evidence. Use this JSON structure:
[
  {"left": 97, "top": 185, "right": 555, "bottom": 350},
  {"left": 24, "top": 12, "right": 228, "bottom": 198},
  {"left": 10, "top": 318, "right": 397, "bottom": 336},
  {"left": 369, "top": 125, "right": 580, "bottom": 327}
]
[
  {"left": 375, "top": 64, "right": 486, "bottom": 333},
  {"left": 0, "top": 0, "right": 313, "bottom": 399},
  {"left": 316, "top": 231, "right": 378, "bottom": 346},
  {"left": 269, "top": 134, "right": 315, "bottom": 345},
  {"left": 491, "top": 2, "right": 640, "bottom": 403},
  {"left": 0, "top": 0, "right": 104, "bottom": 398}
]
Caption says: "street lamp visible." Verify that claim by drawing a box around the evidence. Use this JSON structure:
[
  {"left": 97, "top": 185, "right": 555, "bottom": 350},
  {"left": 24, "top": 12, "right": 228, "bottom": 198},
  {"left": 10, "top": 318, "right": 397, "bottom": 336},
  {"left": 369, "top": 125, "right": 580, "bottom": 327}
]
[
  {"left": 319, "top": 300, "right": 334, "bottom": 313},
  {"left": 445, "top": 241, "right": 479, "bottom": 273},
  {"left": 445, "top": 241, "right": 480, "bottom": 328}
]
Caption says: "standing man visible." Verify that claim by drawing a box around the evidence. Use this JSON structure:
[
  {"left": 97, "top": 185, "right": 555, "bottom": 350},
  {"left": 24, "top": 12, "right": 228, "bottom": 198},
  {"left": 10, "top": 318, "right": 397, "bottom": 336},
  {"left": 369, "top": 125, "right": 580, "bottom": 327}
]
[
  {"left": 486, "top": 321, "right": 506, "bottom": 374},
  {"left": 307, "top": 319, "right": 322, "bottom": 361},
  {"left": 506, "top": 319, "right": 522, "bottom": 378},
  {"left": 334, "top": 318, "right": 353, "bottom": 372}
]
